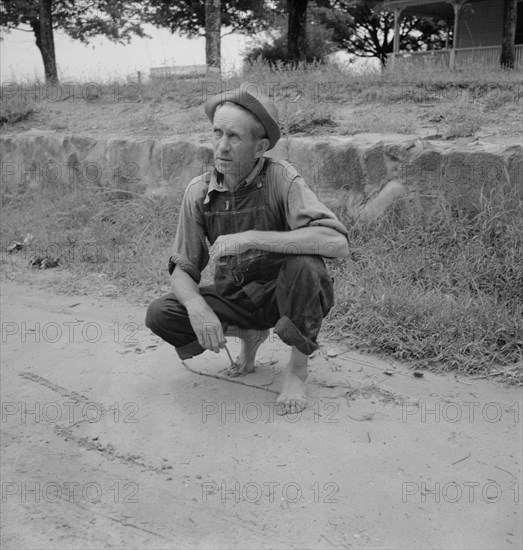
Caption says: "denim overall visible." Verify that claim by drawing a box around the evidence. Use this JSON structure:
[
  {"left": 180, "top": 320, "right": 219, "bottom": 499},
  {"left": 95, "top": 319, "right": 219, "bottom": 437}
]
[
  {"left": 146, "top": 159, "right": 335, "bottom": 358},
  {"left": 203, "top": 160, "right": 290, "bottom": 306}
]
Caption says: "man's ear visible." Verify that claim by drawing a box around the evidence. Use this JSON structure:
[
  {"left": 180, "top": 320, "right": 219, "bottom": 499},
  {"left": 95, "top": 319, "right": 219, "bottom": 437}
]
[{"left": 254, "top": 138, "right": 270, "bottom": 158}]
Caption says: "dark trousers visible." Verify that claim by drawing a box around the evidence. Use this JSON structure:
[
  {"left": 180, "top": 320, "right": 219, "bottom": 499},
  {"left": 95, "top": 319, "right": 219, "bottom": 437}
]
[{"left": 145, "top": 255, "right": 334, "bottom": 359}]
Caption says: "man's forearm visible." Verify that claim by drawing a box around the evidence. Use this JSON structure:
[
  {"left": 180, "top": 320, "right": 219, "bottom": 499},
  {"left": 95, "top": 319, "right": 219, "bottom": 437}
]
[
  {"left": 250, "top": 226, "right": 349, "bottom": 258},
  {"left": 170, "top": 265, "right": 226, "bottom": 352},
  {"left": 170, "top": 266, "right": 204, "bottom": 307}
]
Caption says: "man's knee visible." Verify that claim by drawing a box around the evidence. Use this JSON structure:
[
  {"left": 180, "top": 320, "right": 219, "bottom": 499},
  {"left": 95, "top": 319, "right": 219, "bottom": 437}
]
[
  {"left": 280, "top": 255, "right": 334, "bottom": 312},
  {"left": 145, "top": 296, "right": 172, "bottom": 332}
]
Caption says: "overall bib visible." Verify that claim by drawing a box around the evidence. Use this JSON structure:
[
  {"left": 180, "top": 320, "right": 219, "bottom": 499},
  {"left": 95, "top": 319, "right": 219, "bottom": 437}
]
[{"left": 146, "top": 160, "right": 335, "bottom": 359}]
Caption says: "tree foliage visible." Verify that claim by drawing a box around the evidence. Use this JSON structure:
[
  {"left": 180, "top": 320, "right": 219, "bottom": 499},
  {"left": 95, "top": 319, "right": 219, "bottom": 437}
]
[
  {"left": 315, "top": 0, "right": 449, "bottom": 66},
  {"left": 0, "top": 1, "right": 146, "bottom": 42},
  {"left": 245, "top": 0, "right": 449, "bottom": 68},
  {"left": 0, "top": 0, "right": 147, "bottom": 81},
  {"left": 244, "top": 6, "right": 336, "bottom": 66},
  {"left": 144, "top": 0, "right": 271, "bottom": 37}
]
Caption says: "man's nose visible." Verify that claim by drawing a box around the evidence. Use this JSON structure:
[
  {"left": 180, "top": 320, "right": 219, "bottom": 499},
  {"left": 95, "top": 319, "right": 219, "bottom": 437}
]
[{"left": 216, "top": 135, "right": 230, "bottom": 153}]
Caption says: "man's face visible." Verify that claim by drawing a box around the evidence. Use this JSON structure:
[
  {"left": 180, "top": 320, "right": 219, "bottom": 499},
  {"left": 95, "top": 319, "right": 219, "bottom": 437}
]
[{"left": 212, "top": 104, "right": 263, "bottom": 176}]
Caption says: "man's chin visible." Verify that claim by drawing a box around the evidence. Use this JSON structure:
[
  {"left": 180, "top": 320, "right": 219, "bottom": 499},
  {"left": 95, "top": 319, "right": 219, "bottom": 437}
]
[{"left": 215, "top": 160, "right": 239, "bottom": 174}]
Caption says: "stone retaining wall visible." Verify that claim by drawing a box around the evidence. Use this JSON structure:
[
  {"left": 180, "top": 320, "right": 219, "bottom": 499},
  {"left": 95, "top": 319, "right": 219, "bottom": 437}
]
[{"left": 1, "top": 130, "right": 521, "bottom": 219}]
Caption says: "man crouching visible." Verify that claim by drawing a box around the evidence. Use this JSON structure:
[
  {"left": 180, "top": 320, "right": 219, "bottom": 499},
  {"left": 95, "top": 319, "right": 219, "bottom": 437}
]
[{"left": 146, "top": 84, "right": 349, "bottom": 415}]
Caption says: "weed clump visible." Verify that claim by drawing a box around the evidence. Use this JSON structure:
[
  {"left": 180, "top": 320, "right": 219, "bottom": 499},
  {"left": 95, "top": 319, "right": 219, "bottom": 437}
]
[
  {"left": 325, "top": 187, "right": 522, "bottom": 378},
  {"left": 0, "top": 92, "right": 34, "bottom": 125},
  {"left": 1, "top": 186, "right": 181, "bottom": 296}
]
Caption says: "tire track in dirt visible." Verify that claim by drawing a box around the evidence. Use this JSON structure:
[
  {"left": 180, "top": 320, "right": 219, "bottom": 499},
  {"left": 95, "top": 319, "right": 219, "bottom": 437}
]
[
  {"left": 19, "top": 371, "right": 178, "bottom": 477},
  {"left": 19, "top": 371, "right": 92, "bottom": 402}
]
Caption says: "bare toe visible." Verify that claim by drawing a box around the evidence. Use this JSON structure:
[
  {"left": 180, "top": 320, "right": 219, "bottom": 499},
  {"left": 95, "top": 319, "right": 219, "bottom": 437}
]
[
  {"left": 277, "top": 397, "right": 307, "bottom": 416},
  {"left": 277, "top": 371, "right": 307, "bottom": 415}
]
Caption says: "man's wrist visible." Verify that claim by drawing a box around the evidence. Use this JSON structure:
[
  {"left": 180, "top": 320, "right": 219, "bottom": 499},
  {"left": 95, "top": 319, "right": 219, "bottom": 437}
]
[{"left": 183, "top": 296, "right": 205, "bottom": 310}]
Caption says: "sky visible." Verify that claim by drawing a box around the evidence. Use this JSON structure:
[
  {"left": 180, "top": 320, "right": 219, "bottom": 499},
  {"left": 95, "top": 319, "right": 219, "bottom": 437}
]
[
  {"left": 0, "top": 22, "right": 377, "bottom": 84},
  {"left": 0, "top": 24, "right": 251, "bottom": 83}
]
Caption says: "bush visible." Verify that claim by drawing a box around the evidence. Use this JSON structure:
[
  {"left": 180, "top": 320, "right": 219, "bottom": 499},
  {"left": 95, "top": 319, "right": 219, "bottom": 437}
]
[
  {"left": 0, "top": 89, "right": 34, "bottom": 125},
  {"left": 244, "top": 11, "right": 336, "bottom": 67},
  {"left": 244, "top": 35, "right": 336, "bottom": 66}
]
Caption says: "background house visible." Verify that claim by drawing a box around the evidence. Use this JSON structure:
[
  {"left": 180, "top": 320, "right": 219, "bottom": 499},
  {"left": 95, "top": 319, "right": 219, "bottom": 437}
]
[{"left": 384, "top": 0, "right": 523, "bottom": 68}]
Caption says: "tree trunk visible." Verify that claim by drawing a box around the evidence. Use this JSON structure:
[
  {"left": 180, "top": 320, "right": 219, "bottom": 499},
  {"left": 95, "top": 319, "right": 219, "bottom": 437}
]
[
  {"left": 205, "top": 0, "right": 221, "bottom": 73},
  {"left": 36, "top": 0, "right": 58, "bottom": 82},
  {"left": 287, "top": 0, "right": 309, "bottom": 62},
  {"left": 500, "top": 0, "right": 517, "bottom": 68}
]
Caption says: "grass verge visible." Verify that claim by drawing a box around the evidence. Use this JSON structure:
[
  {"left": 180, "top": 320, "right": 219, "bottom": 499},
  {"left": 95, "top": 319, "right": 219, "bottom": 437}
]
[
  {"left": 2, "top": 180, "right": 521, "bottom": 383},
  {"left": 326, "top": 187, "right": 522, "bottom": 382}
]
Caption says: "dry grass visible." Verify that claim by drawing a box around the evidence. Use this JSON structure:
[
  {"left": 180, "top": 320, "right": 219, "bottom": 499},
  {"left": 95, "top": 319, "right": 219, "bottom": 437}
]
[
  {"left": 324, "top": 186, "right": 523, "bottom": 381},
  {"left": 2, "top": 61, "right": 520, "bottom": 139},
  {"left": 1, "top": 187, "right": 181, "bottom": 299}
]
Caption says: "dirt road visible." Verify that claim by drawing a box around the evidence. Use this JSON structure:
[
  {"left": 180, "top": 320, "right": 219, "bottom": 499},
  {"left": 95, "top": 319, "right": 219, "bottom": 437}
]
[{"left": 1, "top": 281, "right": 521, "bottom": 549}]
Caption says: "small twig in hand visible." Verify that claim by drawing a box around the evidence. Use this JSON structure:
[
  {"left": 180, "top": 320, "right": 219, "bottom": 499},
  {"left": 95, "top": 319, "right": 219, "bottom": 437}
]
[{"left": 224, "top": 344, "right": 235, "bottom": 365}]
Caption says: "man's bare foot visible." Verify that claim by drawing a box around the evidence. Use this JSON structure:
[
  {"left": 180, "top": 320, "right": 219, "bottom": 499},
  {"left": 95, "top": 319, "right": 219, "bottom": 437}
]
[
  {"left": 277, "top": 371, "right": 307, "bottom": 415},
  {"left": 277, "top": 347, "right": 308, "bottom": 415},
  {"left": 226, "top": 328, "right": 269, "bottom": 377}
]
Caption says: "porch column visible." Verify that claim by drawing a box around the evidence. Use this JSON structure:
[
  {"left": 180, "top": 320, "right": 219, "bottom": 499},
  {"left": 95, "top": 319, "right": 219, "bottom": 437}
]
[
  {"left": 501, "top": 0, "right": 517, "bottom": 68},
  {"left": 391, "top": 6, "right": 403, "bottom": 70},
  {"left": 450, "top": 0, "right": 466, "bottom": 69}
]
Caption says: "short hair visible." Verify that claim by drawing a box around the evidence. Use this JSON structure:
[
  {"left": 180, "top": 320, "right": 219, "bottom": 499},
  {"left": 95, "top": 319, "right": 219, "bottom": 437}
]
[{"left": 215, "top": 101, "right": 268, "bottom": 141}]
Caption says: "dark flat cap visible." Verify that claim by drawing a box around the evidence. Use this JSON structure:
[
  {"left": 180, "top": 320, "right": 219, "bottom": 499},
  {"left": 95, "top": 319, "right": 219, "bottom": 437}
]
[{"left": 204, "top": 84, "right": 281, "bottom": 150}]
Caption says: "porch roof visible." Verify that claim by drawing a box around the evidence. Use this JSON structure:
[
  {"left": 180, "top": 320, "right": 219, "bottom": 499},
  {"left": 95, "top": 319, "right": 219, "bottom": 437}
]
[{"left": 382, "top": 0, "right": 454, "bottom": 20}]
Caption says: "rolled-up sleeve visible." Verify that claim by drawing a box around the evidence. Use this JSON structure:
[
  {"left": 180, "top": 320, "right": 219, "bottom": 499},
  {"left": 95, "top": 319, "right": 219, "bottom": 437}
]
[
  {"left": 284, "top": 175, "right": 348, "bottom": 236},
  {"left": 168, "top": 178, "right": 209, "bottom": 283},
  {"left": 268, "top": 159, "right": 348, "bottom": 237}
]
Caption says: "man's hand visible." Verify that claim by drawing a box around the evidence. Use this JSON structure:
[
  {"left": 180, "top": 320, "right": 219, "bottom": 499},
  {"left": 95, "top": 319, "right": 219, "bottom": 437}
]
[
  {"left": 184, "top": 297, "right": 226, "bottom": 353},
  {"left": 209, "top": 232, "right": 254, "bottom": 262}
]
